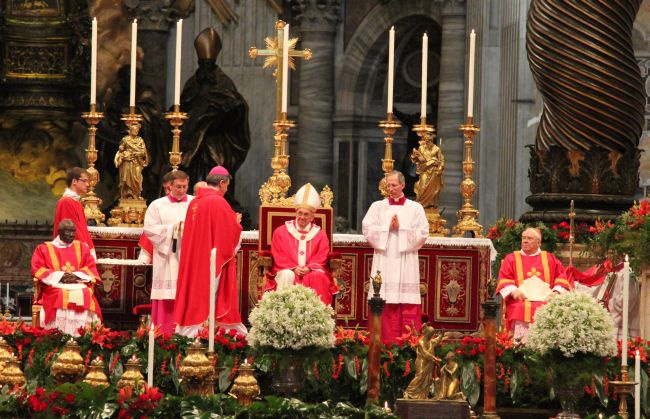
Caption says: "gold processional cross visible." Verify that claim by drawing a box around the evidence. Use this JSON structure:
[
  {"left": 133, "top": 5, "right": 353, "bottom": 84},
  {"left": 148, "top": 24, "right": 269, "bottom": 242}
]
[{"left": 249, "top": 20, "right": 312, "bottom": 119}]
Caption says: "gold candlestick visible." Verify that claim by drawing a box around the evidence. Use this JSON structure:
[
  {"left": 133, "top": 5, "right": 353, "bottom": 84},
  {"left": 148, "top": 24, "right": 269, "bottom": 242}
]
[
  {"left": 259, "top": 112, "right": 295, "bottom": 204},
  {"left": 452, "top": 116, "right": 483, "bottom": 237},
  {"left": 164, "top": 104, "right": 189, "bottom": 171},
  {"left": 377, "top": 113, "right": 401, "bottom": 197},
  {"left": 81, "top": 103, "right": 106, "bottom": 226},
  {"left": 412, "top": 117, "right": 449, "bottom": 236},
  {"left": 610, "top": 365, "right": 636, "bottom": 419}
]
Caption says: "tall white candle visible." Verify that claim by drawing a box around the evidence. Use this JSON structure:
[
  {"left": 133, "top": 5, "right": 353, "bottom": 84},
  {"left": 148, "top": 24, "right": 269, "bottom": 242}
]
[
  {"left": 147, "top": 323, "right": 154, "bottom": 387},
  {"left": 281, "top": 24, "right": 290, "bottom": 114},
  {"left": 467, "top": 29, "right": 476, "bottom": 118},
  {"left": 635, "top": 350, "right": 640, "bottom": 419},
  {"left": 387, "top": 26, "right": 395, "bottom": 114},
  {"left": 208, "top": 248, "right": 217, "bottom": 352},
  {"left": 420, "top": 32, "right": 428, "bottom": 119},
  {"left": 622, "top": 255, "right": 630, "bottom": 367},
  {"left": 439, "top": 138, "right": 443, "bottom": 149},
  {"left": 90, "top": 17, "right": 98, "bottom": 105},
  {"left": 174, "top": 19, "right": 183, "bottom": 106},
  {"left": 129, "top": 19, "right": 138, "bottom": 108}
]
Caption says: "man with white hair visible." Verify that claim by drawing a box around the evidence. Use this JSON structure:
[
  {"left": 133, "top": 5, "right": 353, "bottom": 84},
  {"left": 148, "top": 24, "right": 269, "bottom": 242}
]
[
  {"left": 265, "top": 183, "right": 337, "bottom": 305},
  {"left": 496, "top": 227, "right": 572, "bottom": 339}
]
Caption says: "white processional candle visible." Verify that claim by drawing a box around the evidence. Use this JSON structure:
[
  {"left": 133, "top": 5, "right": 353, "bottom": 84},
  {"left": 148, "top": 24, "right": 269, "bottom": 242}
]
[
  {"left": 90, "top": 17, "right": 98, "bottom": 105},
  {"left": 281, "top": 24, "right": 290, "bottom": 114},
  {"left": 635, "top": 350, "right": 641, "bottom": 419},
  {"left": 622, "top": 255, "right": 630, "bottom": 367},
  {"left": 147, "top": 324, "right": 154, "bottom": 387},
  {"left": 387, "top": 26, "right": 395, "bottom": 114},
  {"left": 174, "top": 19, "right": 183, "bottom": 106},
  {"left": 129, "top": 19, "right": 138, "bottom": 108},
  {"left": 467, "top": 29, "right": 476, "bottom": 118},
  {"left": 420, "top": 32, "right": 428, "bottom": 119},
  {"left": 208, "top": 248, "right": 217, "bottom": 353}
]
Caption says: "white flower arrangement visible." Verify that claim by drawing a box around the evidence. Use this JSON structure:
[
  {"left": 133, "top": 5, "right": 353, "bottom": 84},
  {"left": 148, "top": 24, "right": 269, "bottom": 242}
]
[
  {"left": 526, "top": 291, "right": 617, "bottom": 358},
  {"left": 247, "top": 285, "right": 336, "bottom": 351}
]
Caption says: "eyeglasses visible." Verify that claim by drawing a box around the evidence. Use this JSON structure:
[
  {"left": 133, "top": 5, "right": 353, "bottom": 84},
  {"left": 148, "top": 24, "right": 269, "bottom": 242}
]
[{"left": 76, "top": 178, "right": 89, "bottom": 183}]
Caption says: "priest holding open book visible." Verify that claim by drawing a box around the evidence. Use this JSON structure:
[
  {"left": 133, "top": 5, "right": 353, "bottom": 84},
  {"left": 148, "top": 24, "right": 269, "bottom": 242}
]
[{"left": 496, "top": 227, "right": 573, "bottom": 340}]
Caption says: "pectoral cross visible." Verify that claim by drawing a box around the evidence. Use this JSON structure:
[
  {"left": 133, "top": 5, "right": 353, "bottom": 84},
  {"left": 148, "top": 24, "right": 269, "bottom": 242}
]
[{"left": 249, "top": 20, "right": 312, "bottom": 119}]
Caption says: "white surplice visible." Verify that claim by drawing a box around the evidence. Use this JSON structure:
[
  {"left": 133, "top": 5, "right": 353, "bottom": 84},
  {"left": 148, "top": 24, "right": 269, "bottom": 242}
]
[
  {"left": 362, "top": 198, "right": 429, "bottom": 304},
  {"left": 143, "top": 195, "right": 194, "bottom": 299}
]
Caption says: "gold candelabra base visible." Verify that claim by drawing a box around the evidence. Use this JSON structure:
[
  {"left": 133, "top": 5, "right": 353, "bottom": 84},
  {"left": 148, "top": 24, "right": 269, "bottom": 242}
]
[
  {"left": 425, "top": 207, "right": 449, "bottom": 236},
  {"left": 259, "top": 113, "right": 295, "bottom": 205},
  {"left": 164, "top": 105, "right": 188, "bottom": 171},
  {"left": 377, "top": 113, "right": 401, "bottom": 197},
  {"left": 81, "top": 104, "right": 106, "bottom": 226},
  {"left": 452, "top": 118, "right": 483, "bottom": 238},
  {"left": 610, "top": 365, "right": 636, "bottom": 419}
]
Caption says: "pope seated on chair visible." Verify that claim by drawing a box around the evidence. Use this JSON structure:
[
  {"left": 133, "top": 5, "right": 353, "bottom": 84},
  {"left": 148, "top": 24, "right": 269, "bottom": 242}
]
[
  {"left": 264, "top": 183, "right": 338, "bottom": 305},
  {"left": 31, "top": 219, "right": 102, "bottom": 335}
]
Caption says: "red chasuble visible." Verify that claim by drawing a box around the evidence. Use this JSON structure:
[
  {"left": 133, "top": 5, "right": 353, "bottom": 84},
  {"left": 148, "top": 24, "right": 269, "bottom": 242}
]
[
  {"left": 173, "top": 188, "right": 243, "bottom": 327},
  {"left": 53, "top": 196, "right": 95, "bottom": 252},
  {"left": 31, "top": 240, "right": 102, "bottom": 324},
  {"left": 266, "top": 221, "right": 337, "bottom": 303},
  {"left": 496, "top": 251, "right": 572, "bottom": 330}
]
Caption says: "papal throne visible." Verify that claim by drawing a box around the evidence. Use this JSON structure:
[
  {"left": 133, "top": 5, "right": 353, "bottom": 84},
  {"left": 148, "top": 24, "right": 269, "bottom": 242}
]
[{"left": 254, "top": 184, "right": 343, "bottom": 306}]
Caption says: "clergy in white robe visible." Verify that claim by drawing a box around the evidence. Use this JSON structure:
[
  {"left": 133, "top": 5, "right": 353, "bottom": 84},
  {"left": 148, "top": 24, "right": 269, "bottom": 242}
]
[
  {"left": 362, "top": 170, "right": 429, "bottom": 343},
  {"left": 143, "top": 170, "right": 193, "bottom": 334}
]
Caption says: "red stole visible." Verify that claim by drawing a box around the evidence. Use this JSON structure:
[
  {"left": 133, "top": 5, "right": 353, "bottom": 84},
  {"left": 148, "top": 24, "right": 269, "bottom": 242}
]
[{"left": 31, "top": 240, "right": 101, "bottom": 324}]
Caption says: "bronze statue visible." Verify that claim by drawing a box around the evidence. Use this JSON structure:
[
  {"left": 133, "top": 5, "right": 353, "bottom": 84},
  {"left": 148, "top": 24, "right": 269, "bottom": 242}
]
[
  {"left": 411, "top": 133, "right": 444, "bottom": 209},
  {"left": 180, "top": 28, "right": 251, "bottom": 187},
  {"left": 403, "top": 325, "right": 443, "bottom": 399},
  {"left": 433, "top": 351, "right": 464, "bottom": 401},
  {"left": 114, "top": 122, "right": 149, "bottom": 200}
]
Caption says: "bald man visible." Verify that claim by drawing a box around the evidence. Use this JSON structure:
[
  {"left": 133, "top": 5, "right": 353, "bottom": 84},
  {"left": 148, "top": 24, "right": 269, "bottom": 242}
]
[{"left": 496, "top": 227, "right": 572, "bottom": 340}]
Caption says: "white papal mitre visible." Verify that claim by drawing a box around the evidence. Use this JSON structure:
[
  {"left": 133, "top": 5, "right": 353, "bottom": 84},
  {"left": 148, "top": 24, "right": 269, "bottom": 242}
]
[{"left": 294, "top": 183, "right": 321, "bottom": 211}]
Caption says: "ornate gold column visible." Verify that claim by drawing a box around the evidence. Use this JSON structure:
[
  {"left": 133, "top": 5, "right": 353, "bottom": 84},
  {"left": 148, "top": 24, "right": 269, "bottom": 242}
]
[
  {"left": 452, "top": 117, "right": 483, "bottom": 237},
  {"left": 81, "top": 104, "right": 105, "bottom": 225},
  {"left": 377, "top": 113, "right": 401, "bottom": 197}
]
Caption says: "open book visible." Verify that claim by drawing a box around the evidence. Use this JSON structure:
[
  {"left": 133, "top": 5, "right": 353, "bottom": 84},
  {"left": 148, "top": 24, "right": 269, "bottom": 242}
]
[{"left": 517, "top": 276, "right": 552, "bottom": 302}]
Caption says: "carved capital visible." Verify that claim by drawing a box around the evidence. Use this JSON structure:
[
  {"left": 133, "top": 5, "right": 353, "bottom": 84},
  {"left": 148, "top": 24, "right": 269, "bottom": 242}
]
[
  {"left": 123, "top": 0, "right": 195, "bottom": 31},
  {"left": 291, "top": 0, "right": 342, "bottom": 32},
  {"left": 434, "top": 0, "right": 466, "bottom": 16}
]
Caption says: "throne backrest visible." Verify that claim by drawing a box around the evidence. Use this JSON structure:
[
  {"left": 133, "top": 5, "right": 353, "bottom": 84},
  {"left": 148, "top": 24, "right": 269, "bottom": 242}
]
[{"left": 258, "top": 205, "right": 334, "bottom": 253}]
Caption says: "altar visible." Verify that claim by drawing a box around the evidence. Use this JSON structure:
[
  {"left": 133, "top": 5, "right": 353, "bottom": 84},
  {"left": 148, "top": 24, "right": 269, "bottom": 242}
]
[{"left": 90, "top": 226, "right": 495, "bottom": 330}]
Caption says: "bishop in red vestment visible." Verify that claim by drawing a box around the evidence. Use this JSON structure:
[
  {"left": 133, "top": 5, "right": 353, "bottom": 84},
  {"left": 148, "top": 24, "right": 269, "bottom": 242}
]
[
  {"left": 265, "top": 183, "right": 338, "bottom": 305},
  {"left": 32, "top": 219, "right": 102, "bottom": 335},
  {"left": 173, "top": 166, "right": 244, "bottom": 336},
  {"left": 53, "top": 168, "right": 95, "bottom": 258},
  {"left": 496, "top": 227, "right": 572, "bottom": 339}
]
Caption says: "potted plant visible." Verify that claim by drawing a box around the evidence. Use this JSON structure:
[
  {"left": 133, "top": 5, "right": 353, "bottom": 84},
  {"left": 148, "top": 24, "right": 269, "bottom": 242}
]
[
  {"left": 247, "top": 285, "right": 335, "bottom": 395},
  {"left": 526, "top": 292, "right": 617, "bottom": 418}
]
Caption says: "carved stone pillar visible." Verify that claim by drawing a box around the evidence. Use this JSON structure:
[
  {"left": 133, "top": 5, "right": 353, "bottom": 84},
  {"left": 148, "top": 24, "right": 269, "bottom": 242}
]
[
  {"left": 435, "top": 0, "right": 467, "bottom": 225},
  {"left": 291, "top": 0, "right": 341, "bottom": 189},
  {"left": 124, "top": 0, "right": 195, "bottom": 109}
]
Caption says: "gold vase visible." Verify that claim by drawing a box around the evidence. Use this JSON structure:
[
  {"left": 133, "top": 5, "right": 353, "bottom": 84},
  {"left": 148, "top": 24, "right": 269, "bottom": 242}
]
[
  {"left": 51, "top": 339, "right": 85, "bottom": 385},
  {"left": 117, "top": 355, "right": 146, "bottom": 391},
  {"left": 0, "top": 355, "right": 25, "bottom": 388},
  {"left": 179, "top": 339, "right": 214, "bottom": 396},
  {"left": 229, "top": 362, "right": 260, "bottom": 407},
  {"left": 83, "top": 357, "right": 109, "bottom": 387},
  {"left": 0, "top": 336, "right": 13, "bottom": 372}
]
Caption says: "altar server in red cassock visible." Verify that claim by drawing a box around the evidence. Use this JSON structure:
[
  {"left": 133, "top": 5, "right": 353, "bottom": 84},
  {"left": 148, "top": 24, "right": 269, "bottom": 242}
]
[
  {"left": 173, "top": 166, "right": 245, "bottom": 337},
  {"left": 496, "top": 227, "right": 572, "bottom": 340},
  {"left": 53, "top": 167, "right": 95, "bottom": 259},
  {"left": 265, "top": 183, "right": 338, "bottom": 305},
  {"left": 32, "top": 219, "right": 102, "bottom": 335},
  {"left": 362, "top": 170, "right": 429, "bottom": 343}
]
